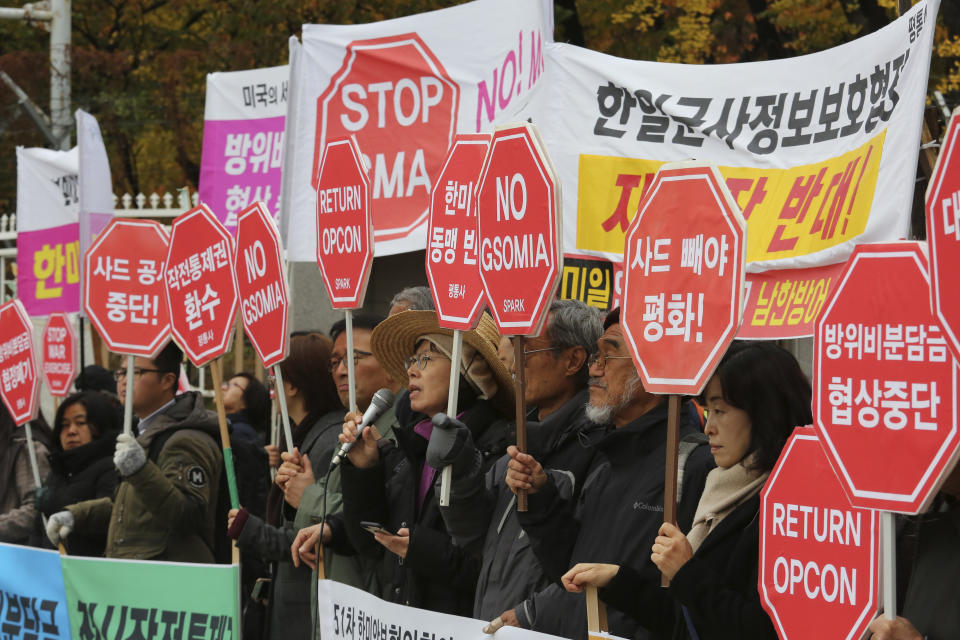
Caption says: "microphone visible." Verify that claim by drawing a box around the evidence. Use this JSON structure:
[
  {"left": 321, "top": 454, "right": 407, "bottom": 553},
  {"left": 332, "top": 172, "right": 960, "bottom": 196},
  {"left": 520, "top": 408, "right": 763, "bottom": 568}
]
[{"left": 330, "top": 388, "right": 396, "bottom": 468}]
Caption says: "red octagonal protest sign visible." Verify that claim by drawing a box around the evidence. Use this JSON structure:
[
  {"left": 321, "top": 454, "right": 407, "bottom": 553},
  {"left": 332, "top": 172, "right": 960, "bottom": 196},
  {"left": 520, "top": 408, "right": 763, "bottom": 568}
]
[
  {"left": 0, "top": 300, "right": 39, "bottom": 424},
  {"left": 621, "top": 162, "right": 746, "bottom": 395},
  {"left": 313, "top": 33, "right": 459, "bottom": 244},
  {"left": 165, "top": 204, "right": 239, "bottom": 367},
  {"left": 84, "top": 218, "right": 171, "bottom": 358},
  {"left": 42, "top": 312, "right": 77, "bottom": 397},
  {"left": 426, "top": 134, "right": 490, "bottom": 331},
  {"left": 316, "top": 136, "right": 374, "bottom": 310},
  {"left": 233, "top": 202, "right": 289, "bottom": 368},
  {"left": 814, "top": 242, "right": 960, "bottom": 514},
  {"left": 926, "top": 106, "right": 960, "bottom": 365},
  {"left": 477, "top": 123, "right": 561, "bottom": 337},
  {"left": 760, "top": 427, "right": 879, "bottom": 640}
]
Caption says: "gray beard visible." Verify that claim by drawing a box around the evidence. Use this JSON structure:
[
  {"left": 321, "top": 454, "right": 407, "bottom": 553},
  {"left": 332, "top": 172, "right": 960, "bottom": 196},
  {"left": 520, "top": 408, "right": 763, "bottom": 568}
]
[{"left": 585, "top": 374, "right": 642, "bottom": 425}]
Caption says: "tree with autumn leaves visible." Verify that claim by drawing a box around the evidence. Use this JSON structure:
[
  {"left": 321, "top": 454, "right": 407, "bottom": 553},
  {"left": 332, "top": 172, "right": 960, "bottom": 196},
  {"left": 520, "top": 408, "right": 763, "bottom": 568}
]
[{"left": 0, "top": 0, "right": 957, "bottom": 211}]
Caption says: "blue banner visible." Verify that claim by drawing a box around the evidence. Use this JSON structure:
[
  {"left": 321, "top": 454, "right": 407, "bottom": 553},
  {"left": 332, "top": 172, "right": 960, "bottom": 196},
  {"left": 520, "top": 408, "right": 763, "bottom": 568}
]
[{"left": 0, "top": 543, "right": 70, "bottom": 640}]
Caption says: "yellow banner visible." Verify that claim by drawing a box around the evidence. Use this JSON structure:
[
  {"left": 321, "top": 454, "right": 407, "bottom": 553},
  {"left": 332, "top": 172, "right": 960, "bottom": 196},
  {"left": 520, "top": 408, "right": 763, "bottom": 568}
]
[{"left": 576, "top": 131, "right": 885, "bottom": 262}]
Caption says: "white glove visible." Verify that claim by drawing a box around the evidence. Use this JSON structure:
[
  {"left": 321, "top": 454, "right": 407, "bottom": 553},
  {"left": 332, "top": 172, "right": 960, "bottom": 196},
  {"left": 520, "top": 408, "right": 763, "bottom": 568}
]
[
  {"left": 46, "top": 511, "right": 74, "bottom": 546},
  {"left": 114, "top": 433, "right": 147, "bottom": 477}
]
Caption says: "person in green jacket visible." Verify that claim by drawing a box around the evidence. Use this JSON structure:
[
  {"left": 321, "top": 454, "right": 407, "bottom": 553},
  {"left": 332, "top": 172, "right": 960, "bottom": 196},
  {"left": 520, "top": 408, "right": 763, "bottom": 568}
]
[{"left": 46, "top": 342, "right": 223, "bottom": 563}]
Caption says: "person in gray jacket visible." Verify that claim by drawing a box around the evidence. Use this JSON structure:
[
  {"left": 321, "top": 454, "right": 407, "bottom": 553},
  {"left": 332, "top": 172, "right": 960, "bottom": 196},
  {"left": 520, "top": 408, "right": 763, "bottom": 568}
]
[
  {"left": 227, "top": 333, "right": 342, "bottom": 640},
  {"left": 427, "top": 300, "right": 608, "bottom": 627}
]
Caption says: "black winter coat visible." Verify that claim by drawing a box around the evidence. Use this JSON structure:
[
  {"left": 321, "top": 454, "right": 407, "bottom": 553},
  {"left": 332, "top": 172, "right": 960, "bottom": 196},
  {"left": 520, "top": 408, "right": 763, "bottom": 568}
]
[
  {"left": 600, "top": 494, "right": 777, "bottom": 640},
  {"left": 33, "top": 433, "right": 119, "bottom": 556},
  {"left": 340, "top": 399, "right": 510, "bottom": 616},
  {"left": 517, "top": 399, "right": 714, "bottom": 640}
]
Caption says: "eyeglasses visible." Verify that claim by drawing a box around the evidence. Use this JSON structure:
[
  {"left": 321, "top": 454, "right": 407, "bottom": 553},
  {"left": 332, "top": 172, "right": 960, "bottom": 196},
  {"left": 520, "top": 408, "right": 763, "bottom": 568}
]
[
  {"left": 114, "top": 367, "right": 163, "bottom": 381},
  {"left": 405, "top": 353, "right": 450, "bottom": 371},
  {"left": 587, "top": 352, "right": 633, "bottom": 370},
  {"left": 522, "top": 347, "right": 556, "bottom": 358},
  {"left": 328, "top": 349, "right": 373, "bottom": 373}
]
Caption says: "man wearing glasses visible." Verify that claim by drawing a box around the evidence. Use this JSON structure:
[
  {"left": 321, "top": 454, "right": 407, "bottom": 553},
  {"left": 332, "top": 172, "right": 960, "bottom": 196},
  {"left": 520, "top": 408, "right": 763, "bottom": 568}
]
[
  {"left": 504, "top": 307, "right": 715, "bottom": 640},
  {"left": 47, "top": 341, "right": 224, "bottom": 563}
]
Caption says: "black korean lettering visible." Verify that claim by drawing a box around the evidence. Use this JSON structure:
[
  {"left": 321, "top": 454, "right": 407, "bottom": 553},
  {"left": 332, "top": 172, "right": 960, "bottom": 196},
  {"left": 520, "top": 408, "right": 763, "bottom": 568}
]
[
  {"left": 160, "top": 610, "right": 185, "bottom": 640},
  {"left": 782, "top": 90, "right": 818, "bottom": 147},
  {"left": 188, "top": 613, "right": 208, "bottom": 640},
  {"left": 39, "top": 599, "right": 58, "bottom": 636},
  {"left": 813, "top": 83, "right": 844, "bottom": 143},
  {"left": 594, "top": 82, "right": 627, "bottom": 138},
  {"left": 840, "top": 73, "right": 868, "bottom": 137},
  {"left": 704, "top": 97, "right": 751, "bottom": 149},
  {"left": 672, "top": 96, "right": 710, "bottom": 147},
  {"left": 242, "top": 86, "right": 254, "bottom": 108},
  {"left": 748, "top": 93, "right": 786, "bottom": 155},
  {"left": 122, "top": 608, "right": 150, "bottom": 640},
  {"left": 865, "top": 62, "right": 890, "bottom": 133},
  {"left": 884, "top": 50, "right": 910, "bottom": 121}
]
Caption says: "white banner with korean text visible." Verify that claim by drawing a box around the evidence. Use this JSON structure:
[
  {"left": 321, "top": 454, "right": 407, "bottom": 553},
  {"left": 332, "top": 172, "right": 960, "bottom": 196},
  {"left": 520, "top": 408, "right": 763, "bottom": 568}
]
[
  {"left": 318, "top": 579, "right": 565, "bottom": 640},
  {"left": 198, "top": 64, "right": 289, "bottom": 231}
]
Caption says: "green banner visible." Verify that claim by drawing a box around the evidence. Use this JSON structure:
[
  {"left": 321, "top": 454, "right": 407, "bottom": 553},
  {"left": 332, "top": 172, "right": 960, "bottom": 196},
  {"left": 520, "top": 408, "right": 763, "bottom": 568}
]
[{"left": 61, "top": 556, "right": 239, "bottom": 640}]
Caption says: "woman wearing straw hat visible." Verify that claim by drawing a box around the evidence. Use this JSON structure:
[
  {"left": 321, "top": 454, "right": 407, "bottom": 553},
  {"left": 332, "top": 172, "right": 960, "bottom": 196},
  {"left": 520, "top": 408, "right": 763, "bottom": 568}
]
[{"left": 337, "top": 310, "right": 514, "bottom": 616}]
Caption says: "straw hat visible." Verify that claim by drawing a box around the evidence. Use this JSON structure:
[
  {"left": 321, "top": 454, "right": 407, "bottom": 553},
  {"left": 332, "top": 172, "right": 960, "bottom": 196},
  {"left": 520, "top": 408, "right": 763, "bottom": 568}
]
[{"left": 370, "top": 310, "right": 515, "bottom": 408}]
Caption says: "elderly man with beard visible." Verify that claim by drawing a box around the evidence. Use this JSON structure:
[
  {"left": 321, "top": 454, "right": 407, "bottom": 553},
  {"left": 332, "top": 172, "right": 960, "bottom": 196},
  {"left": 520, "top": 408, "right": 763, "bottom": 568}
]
[{"left": 504, "top": 307, "right": 715, "bottom": 640}]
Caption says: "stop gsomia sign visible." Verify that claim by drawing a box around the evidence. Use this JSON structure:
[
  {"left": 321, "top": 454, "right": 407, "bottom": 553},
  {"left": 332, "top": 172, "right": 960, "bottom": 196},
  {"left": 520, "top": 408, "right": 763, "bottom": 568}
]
[
  {"left": 233, "top": 202, "right": 289, "bottom": 368},
  {"left": 813, "top": 241, "right": 960, "bottom": 514},
  {"left": 621, "top": 162, "right": 746, "bottom": 395},
  {"left": 42, "top": 312, "right": 77, "bottom": 396},
  {"left": 0, "top": 300, "right": 40, "bottom": 424},
  {"left": 426, "top": 134, "right": 490, "bottom": 331},
  {"left": 165, "top": 204, "right": 239, "bottom": 367},
  {"left": 84, "top": 218, "right": 171, "bottom": 358},
  {"left": 477, "top": 122, "right": 561, "bottom": 336},
  {"left": 315, "top": 136, "right": 374, "bottom": 310},
  {"left": 760, "top": 427, "right": 879, "bottom": 640}
]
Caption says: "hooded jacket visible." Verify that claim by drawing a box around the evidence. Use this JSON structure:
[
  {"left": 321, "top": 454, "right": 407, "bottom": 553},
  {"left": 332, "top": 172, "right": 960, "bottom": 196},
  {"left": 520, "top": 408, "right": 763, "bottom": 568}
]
[
  {"left": 439, "top": 389, "right": 610, "bottom": 620},
  {"left": 516, "top": 399, "right": 714, "bottom": 640},
  {"left": 339, "top": 399, "right": 510, "bottom": 616},
  {"left": 67, "top": 392, "right": 222, "bottom": 562},
  {"left": 0, "top": 418, "right": 52, "bottom": 544}
]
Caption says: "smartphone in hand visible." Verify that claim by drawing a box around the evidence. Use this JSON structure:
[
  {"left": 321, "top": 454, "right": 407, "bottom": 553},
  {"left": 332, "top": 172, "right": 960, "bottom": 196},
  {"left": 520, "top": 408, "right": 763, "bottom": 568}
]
[{"left": 360, "top": 520, "right": 392, "bottom": 536}]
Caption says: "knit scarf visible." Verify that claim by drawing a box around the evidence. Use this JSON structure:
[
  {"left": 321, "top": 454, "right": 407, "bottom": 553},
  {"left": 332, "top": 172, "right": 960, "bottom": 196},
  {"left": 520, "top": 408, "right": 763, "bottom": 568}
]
[{"left": 686, "top": 457, "right": 768, "bottom": 553}]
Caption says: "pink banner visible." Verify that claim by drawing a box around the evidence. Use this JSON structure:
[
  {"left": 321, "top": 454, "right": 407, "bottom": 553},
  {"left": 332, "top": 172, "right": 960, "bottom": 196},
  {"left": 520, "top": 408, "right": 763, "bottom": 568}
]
[
  {"left": 198, "top": 116, "right": 285, "bottom": 232},
  {"left": 16, "top": 223, "right": 81, "bottom": 315}
]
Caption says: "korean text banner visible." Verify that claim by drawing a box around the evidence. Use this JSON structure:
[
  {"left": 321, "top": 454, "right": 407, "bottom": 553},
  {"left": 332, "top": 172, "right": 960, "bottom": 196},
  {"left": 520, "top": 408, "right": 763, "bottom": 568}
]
[
  {"left": 318, "top": 579, "right": 563, "bottom": 640},
  {"left": 0, "top": 543, "right": 71, "bottom": 640},
  {"left": 15, "top": 146, "right": 80, "bottom": 316},
  {"left": 61, "top": 556, "right": 239, "bottom": 640},
  {"left": 283, "top": 0, "right": 553, "bottom": 258},
  {"left": 198, "top": 65, "right": 289, "bottom": 231},
  {"left": 543, "top": 1, "right": 938, "bottom": 274}
]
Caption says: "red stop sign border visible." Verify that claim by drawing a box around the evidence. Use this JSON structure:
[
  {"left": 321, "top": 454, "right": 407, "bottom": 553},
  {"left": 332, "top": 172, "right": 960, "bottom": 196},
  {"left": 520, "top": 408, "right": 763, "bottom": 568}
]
[
  {"left": 42, "top": 312, "right": 77, "bottom": 397},
  {"left": 315, "top": 136, "right": 375, "bottom": 310},
  {"left": 925, "top": 107, "right": 960, "bottom": 365},
  {"left": 426, "top": 134, "right": 490, "bottom": 331},
  {"left": 0, "top": 299, "right": 39, "bottom": 424},
  {"left": 83, "top": 218, "right": 172, "bottom": 358},
  {"left": 759, "top": 428, "right": 880, "bottom": 640},
  {"left": 165, "top": 204, "right": 239, "bottom": 368},
  {"left": 621, "top": 162, "right": 746, "bottom": 396},
  {"left": 813, "top": 242, "right": 960, "bottom": 514},
  {"left": 312, "top": 33, "right": 459, "bottom": 244},
  {"left": 233, "top": 202, "right": 290, "bottom": 369},
  {"left": 477, "top": 123, "right": 562, "bottom": 337}
]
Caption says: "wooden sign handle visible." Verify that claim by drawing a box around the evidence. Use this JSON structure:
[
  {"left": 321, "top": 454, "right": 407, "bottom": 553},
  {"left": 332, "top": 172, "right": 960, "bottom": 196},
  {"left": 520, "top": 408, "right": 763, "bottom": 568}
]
[
  {"left": 585, "top": 585, "right": 608, "bottom": 634},
  {"left": 661, "top": 394, "right": 681, "bottom": 587},
  {"left": 513, "top": 336, "right": 528, "bottom": 512}
]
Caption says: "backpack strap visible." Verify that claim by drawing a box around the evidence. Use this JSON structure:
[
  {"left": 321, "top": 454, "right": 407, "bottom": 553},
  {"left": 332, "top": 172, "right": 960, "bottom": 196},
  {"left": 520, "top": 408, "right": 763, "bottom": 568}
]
[{"left": 676, "top": 432, "right": 709, "bottom": 504}]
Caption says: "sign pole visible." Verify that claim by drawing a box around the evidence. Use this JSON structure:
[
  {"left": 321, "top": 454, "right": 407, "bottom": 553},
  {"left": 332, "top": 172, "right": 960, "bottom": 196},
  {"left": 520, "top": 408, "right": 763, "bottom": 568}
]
[
  {"left": 122, "top": 354, "right": 135, "bottom": 436},
  {"left": 345, "top": 309, "right": 358, "bottom": 414},
  {"left": 661, "top": 394, "right": 681, "bottom": 587},
  {"left": 513, "top": 335, "right": 528, "bottom": 512},
  {"left": 272, "top": 364, "right": 295, "bottom": 454},
  {"left": 439, "top": 329, "right": 463, "bottom": 507},
  {"left": 882, "top": 511, "right": 896, "bottom": 620},
  {"left": 209, "top": 358, "right": 240, "bottom": 512}
]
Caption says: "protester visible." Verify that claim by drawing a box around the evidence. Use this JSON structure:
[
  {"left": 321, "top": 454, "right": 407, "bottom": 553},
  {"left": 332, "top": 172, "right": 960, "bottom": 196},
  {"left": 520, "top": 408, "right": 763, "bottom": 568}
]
[
  {"left": 336, "top": 310, "right": 513, "bottom": 615},
  {"left": 867, "top": 461, "right": 960, "bottom": 640},
  {"left": 389, "top": 286, "right": 435, "bottom": 316},
  {"left": 223, "top": 372, "right": 270, "bottom": 446},
  {"left": 429, "top": 299, "right": 608, "bottom": 624},
  {"left": 504, "top": 307, "right": 714, "bottom": 639},
  {"left": 227, "top": 333, "right": 343, "bottom": 640},
  {"left": 32, "top": 391, "right": 122, "bottom": 555},
  {"left": 560, "top": 340, "right": 811, "bottom": 640},
  {"left": 75, "top": 365, "right": 118, "bottom": 396},
  {"left": 0, "top": 406, "right": 53, "bottom": 544},
  {"left": 46, "top": 341, "right": 224, "bottom": 563}
]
